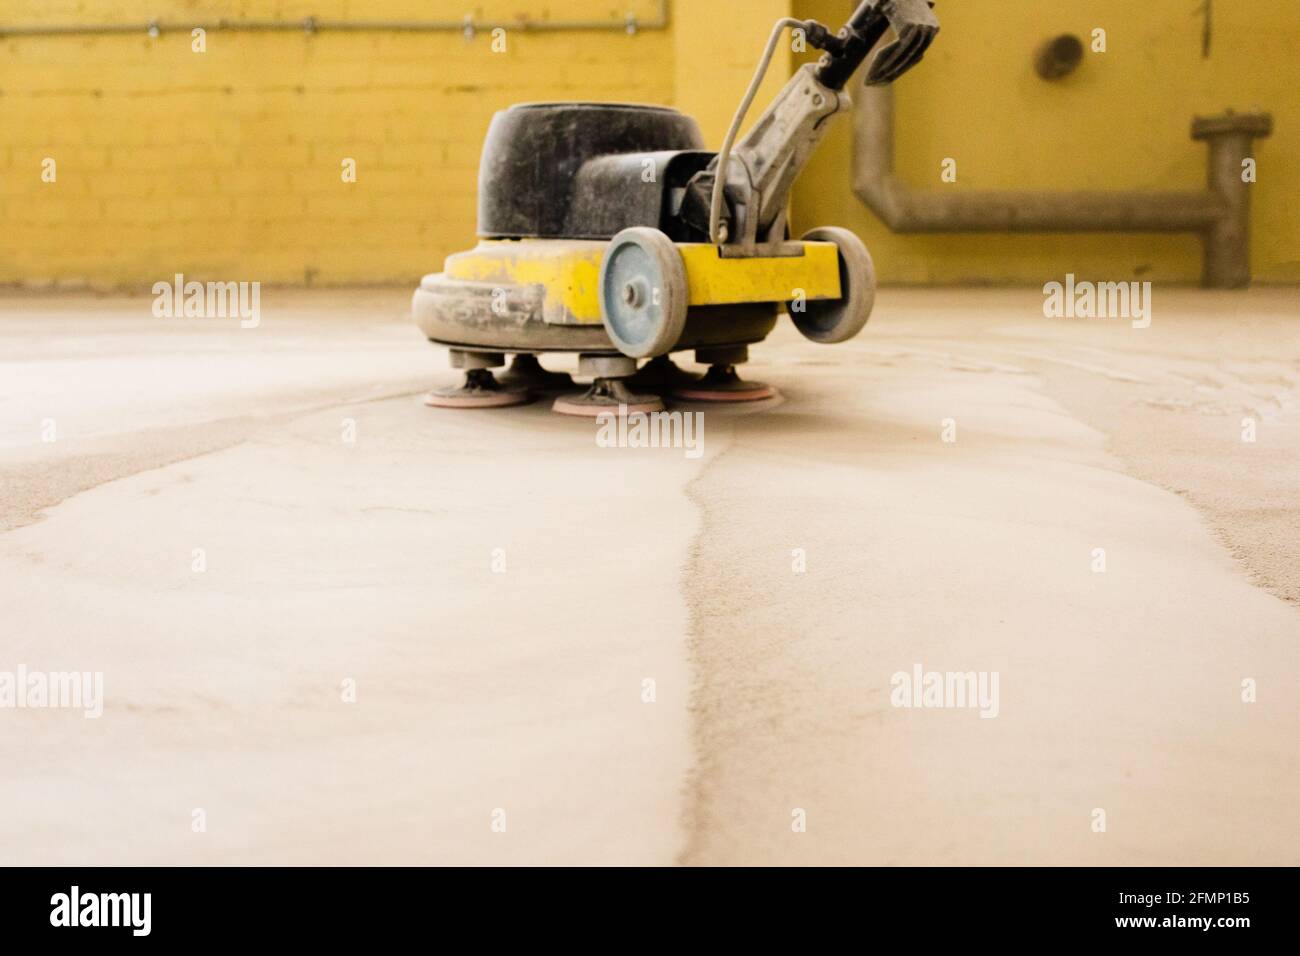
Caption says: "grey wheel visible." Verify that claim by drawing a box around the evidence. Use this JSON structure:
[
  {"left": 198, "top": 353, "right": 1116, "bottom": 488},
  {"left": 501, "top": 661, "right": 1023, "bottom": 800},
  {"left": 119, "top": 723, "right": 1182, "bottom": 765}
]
[
  {"left": 791, "top": 226, "right": 876, "bottom": 344},
  {"left": 599, "top": 227, "right": 688, "bottom": 359}
]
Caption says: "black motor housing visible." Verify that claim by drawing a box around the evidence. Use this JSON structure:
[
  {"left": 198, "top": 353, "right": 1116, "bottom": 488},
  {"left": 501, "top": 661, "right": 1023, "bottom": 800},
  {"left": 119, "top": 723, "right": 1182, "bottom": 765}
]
[{"left": 476, "top": 102, "right": 714, "bottom": 242}]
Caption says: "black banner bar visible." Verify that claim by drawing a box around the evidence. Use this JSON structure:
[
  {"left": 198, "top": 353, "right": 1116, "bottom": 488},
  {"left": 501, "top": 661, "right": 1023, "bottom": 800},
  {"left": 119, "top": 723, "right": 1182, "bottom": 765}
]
[{"left": 0, "top": 867, "right": 1281, "bottom": 942}]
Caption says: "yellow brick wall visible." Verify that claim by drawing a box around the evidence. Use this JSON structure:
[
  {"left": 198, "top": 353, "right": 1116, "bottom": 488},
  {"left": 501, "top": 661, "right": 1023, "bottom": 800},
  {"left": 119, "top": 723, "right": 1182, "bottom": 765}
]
[
  {"left": 0, "top": 1, "right": 691, "bottom": 288},
  {"left": 4, "top": 1, "right": 1298, "bottom": 287}
]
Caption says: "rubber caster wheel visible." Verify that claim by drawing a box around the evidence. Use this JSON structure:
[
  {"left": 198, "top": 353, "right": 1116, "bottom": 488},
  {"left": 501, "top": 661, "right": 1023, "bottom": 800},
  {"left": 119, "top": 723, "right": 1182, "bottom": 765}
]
[
  {"left": 790, "top": 226, "right": 876, "bottom": 344},
  {"left": 424, "top": 369, "right": 531, "bottom": 409},
  {"left": 599, "top": 227, "right": 688, "bottom": 359}
]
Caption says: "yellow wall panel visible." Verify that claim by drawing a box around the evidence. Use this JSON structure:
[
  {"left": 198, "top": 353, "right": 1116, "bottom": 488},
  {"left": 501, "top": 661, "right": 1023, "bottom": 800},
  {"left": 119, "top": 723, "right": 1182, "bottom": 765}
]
[
  {"left": 792, "top": 0, "right": 1300, "bottom": 284},
  {"left": 2, "top": 1, "right": 1298, "bottom": 287}
]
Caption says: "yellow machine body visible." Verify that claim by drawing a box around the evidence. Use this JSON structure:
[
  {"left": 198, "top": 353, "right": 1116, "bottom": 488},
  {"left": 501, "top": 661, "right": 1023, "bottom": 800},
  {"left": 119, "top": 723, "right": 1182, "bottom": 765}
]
[{"left": 442, "top": 239, "right": 842, "bottom": 327}]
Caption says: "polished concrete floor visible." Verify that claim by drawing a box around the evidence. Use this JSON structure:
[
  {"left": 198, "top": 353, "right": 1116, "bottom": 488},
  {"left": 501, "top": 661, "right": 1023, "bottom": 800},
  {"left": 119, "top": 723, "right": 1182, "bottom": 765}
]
[{"left": 1, "top": 287, "right": 1297, "bottom": 864}]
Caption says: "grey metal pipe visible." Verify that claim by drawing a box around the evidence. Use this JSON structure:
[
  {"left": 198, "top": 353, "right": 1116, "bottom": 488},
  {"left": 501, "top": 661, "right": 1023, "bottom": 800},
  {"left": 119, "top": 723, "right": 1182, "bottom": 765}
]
[
  {"left": 1194, "top": 112, "right": 1273, "bottom": 288},
  {"left": 852, "top": 85, "right": 1273, "bottom": 287},
  {"left": 0, "top": 3, "right": 668, "bottom": 37}
]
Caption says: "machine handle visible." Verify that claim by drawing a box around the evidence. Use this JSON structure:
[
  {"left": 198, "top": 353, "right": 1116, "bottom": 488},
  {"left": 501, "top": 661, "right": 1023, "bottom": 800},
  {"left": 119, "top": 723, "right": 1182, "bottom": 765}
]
[{"left": 814, "top": 0, "right": 938, "bottom": 91}]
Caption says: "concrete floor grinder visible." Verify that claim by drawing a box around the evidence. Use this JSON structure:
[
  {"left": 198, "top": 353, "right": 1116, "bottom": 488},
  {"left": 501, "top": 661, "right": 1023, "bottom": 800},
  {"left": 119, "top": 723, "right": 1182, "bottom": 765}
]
[{"left": 413, "top": 0, "right": 940, "bottom": 414}]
